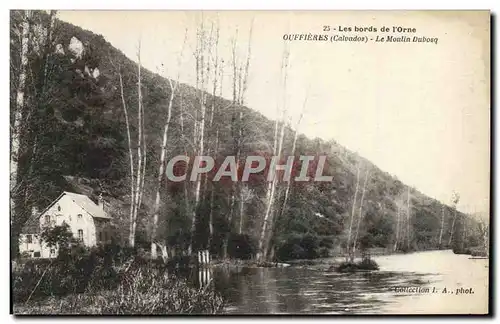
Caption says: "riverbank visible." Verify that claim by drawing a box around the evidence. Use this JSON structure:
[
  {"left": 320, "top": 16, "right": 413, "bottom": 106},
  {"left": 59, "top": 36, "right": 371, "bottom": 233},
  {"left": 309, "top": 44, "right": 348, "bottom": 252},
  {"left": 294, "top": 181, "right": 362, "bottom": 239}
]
[
  {"left": 212, "top": 259, "right": 292, "bottom": 269},
  {"left": 211, "top": 248, "right": 465, "bottom": 272},
  {"left": 12, "top": 248, "right": 225, "bottom": 315},
  {"left": 14, "top": 276, "right": 224, "bottom": 315}
]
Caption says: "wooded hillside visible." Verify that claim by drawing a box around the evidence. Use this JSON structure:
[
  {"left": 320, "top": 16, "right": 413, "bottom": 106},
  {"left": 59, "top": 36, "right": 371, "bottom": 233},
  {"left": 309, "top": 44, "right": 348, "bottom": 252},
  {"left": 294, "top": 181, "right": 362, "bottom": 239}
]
[{"left": 10, "top": 11, "right": 485, "bottom": 261}]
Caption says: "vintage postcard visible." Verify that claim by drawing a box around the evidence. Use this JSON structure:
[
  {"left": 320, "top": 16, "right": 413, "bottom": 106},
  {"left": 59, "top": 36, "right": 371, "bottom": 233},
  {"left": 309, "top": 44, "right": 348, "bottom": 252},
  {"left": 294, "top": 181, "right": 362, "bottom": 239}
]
[{"left": 10, "top": 10, "right": 490, "bottom": 315}]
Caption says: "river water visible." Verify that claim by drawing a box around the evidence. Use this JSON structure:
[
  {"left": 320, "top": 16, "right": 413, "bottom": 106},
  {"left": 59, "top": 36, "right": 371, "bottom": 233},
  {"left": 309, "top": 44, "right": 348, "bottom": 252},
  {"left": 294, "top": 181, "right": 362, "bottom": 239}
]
[{"left": 204, "top": 250, "right": 488, "bottom": 314}]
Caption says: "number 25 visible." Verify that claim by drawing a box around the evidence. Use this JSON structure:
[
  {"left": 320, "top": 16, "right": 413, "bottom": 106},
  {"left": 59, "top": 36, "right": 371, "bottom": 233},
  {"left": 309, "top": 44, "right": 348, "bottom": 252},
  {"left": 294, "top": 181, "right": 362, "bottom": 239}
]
[{"left": 323, "top": 25, "right": 330, "bottom": 31}]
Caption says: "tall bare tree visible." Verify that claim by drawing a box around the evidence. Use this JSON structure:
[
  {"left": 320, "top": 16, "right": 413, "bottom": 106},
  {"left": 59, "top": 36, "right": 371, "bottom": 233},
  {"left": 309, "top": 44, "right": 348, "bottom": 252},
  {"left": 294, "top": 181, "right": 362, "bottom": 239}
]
[
  {"left": 208, "top": 58, "right": 224, "bottom": 249},
  {"left": 352, "top": 168, "right": 371, "bottom": 255},
  {"left": 221, "top": 22, "right": 254, "bottom": 258},
  {"left": 235, "top": 21, "right": 253, "bottom": 236},
  {"left": 150, "top": 31, "right": 187, "bottom": 259},
  {"left": 438, "top": 204, "right": 445, "bottom": 248},
  {"left": 257, "top": 39, "right": 289, "bottom": 262},
  {"left": 130, "top": 40, "right": 145, "bottom": 247},
  {"left": 11, "top": 10, "right": 31, "bottom": 221},
  {"left": 393, "top": 204, "right": 401, "bottom": 252},
  {"left": 202, "top": 22, "right": 220, "bottom": 253},
  {"left": 223, "top": 30, "right": 240, "bottom": 259},
  {"left": 277, "top": 84, "right": 309, "bottom": 227},
  {"left": 22, "top": 11, "right": 57, "bottom": 209},
  {"left": 406, "top": 186, "right": 412, "bottom": 250},
  {"left": 477, "top": 216, "right": 489, "bottom": 256},
  {"left": 447, "top": 191, "right": 460, "bottom": 246},
  {"left": 110, "top": 59, "right": 136, "bottom": 247},
  {"left": 188, "top": 20, "right": 208, "bottom": 255},
  {"left": 346, "top": 161, "right": 361, "bottom": 260}
]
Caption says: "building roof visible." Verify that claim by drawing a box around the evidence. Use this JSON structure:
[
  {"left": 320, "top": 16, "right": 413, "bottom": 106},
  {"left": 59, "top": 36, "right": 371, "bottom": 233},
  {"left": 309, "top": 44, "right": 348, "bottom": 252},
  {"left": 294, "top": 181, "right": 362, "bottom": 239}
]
[
  {"left": 63, "top": 191, "right": 110, "bottom": 220},
  {"left": 20, "top": 191, "right": 110, "bottom": 234}
]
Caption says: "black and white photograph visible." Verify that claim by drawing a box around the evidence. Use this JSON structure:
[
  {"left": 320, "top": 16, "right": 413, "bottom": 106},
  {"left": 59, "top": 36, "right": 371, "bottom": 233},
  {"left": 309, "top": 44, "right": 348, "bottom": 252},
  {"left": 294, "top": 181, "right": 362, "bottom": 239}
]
[{"left": 9, "top": 10, "right": 490, "bottom": 315}]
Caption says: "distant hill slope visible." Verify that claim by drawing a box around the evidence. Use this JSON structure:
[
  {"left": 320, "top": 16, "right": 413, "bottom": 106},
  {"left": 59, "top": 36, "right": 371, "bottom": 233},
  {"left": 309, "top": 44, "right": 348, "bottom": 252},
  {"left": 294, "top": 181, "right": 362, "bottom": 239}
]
[{"left": 10, "top": 11, "right": 482, "bottom": 255}]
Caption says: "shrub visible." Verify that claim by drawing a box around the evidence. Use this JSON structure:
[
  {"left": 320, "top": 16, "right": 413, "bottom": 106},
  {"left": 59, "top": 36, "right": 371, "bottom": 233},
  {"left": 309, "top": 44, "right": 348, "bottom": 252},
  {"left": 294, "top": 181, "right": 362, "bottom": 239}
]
[
  {"left": 12, "top": 244, "right": 139, "bottom": 303},
  {"left": 335, "top": 261, "right": 358, "bottom": 273},
  {"left": 357, "top": 258, "right": 379, "bottom": 271},
  {"left": 469, "top": 247, "right": 487, "bottom": 257},
  {"left": 227, "top": 233, "right": 256, "bottom": 260},
  {"left": 318, "top": 247, "right": 330, "bottom": 258},
  {"left": 40, "top": 223, "right": 76, "bottom": 252},
  {"left": 335, "top": 257, "right": 379, "bottom": 273},
  {"left": 276, "top": 234, "right": 325, "bottom": 260},
  {"left": 13, "top": 245, "right": 225, "bottom": 314},
  {"left": 15, "top": 267, "right": 224, "bottom": 314}
]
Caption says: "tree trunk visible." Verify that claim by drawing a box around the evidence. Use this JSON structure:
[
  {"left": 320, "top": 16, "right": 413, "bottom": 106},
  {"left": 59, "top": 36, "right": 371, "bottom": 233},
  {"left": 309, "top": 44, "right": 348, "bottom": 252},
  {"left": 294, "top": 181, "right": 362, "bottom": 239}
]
[
  {"left": 137, "top": 92, "right": 147, "bottom": 228},
  {"left": 238, "top": 188, "right": 245, "bottom": 234},
  {"left": 189, "top": 103, "right": 205, "bottom": 255},
  {"left": 277, "top": 91, "right": 307, "bottom": 228},
  {"left": 208, "top": 130, "right": 219, "bottom": 251},
  {"left": 448, "top": 209, "right": 457, "bottom": 246},
  {"left": 258, "top": 109, "right": 286, "bottom": 262},
  {"left": 11, "top": 10, "right": 30, "bottom": 222},
  {"left": 223, "top": 33, "right": 240, "bottom": 259},
  {"left": 131, "top": 41, "right": 143, "bottom": 248},
  {"left": 224, "top": 147, "right": 239, "bottom": 258},
  {"left": 447, "top": 192, "right": 460, "bottom": 247},
  {"left": 353, "top": 169, "right": 370, "bottom": 255},
  {"left": 189, "top": 24, "right": 207, "bottom": 255},
  {"left": 393, "top": 205, "right": 401, "bottom": 252},
  {"left": 438, "top": 205, "right": 445, "bottom": 248},
  {"left": 117, "top": 70, "right": 136, "bottom": 248},
  {"left": 347, "top": 162, "right": 361, "bottom": 260},
  {"left": 461, "top": 215, "right": 467, "bottom": 250},
  {"left": 22, "top": 11, "right": 56, "bottom": 214},
  {"left": 257, "top": 41, "right": 289, "bottom": 262},
  {"left": 151, "top": 79, "right": 176, "bottom": 259},
  {"left": 150, "top": 31, "right": 187, "bottom": 256},
  {"left": 406, "top": 187, "right": 411, "bottom": 250}
]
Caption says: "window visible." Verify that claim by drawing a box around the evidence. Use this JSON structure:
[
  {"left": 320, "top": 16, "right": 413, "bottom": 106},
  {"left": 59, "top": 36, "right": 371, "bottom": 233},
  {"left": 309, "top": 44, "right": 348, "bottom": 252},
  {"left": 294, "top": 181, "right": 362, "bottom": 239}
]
[
  {"left": 33, "top": 251, "right": 40, "bottom": 258},
  {"left": 98, "top": 231, "right": 102, "bottom": 242},
  {"left": 78, "top": 229, "right": 84, "bottom": 242},
  {"left": 50, "top": 248, "right": 55, "bottom": 255},
  {"left": 27, "top": 235, "right": 32, "bottom": 243},
  {"left": 58, "top": 205, "right": 61, "bottom": 212},
  {"left": 45, "top": 215, "right": 50, "bottom": 223},
  {"left": 77, "top": 214, "right": 83, "bottom": 220}
]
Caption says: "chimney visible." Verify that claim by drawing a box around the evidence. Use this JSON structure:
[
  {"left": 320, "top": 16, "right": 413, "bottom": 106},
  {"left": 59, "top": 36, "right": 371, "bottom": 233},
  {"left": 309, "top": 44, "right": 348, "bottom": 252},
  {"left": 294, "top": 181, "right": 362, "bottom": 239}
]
[{"left": 98, "top": 193, "right": 104, "bottom": 210}]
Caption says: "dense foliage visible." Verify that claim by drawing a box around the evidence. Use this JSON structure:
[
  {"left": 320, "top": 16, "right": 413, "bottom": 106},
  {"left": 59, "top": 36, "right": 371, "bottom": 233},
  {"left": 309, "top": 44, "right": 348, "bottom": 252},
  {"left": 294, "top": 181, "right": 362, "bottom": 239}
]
[
  {"left": 13, "top": 244, "right": 224, "bottom": 314},
  {"left": 40, "top": 223, "right": 75, "bottom": 250}
]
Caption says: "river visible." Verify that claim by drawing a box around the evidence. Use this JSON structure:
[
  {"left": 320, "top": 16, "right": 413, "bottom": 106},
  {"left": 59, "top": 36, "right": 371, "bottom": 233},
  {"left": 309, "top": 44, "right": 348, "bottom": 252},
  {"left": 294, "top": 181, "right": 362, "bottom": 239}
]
[{"left": 201, "top": 250, "right": 488, "bottom": 314}]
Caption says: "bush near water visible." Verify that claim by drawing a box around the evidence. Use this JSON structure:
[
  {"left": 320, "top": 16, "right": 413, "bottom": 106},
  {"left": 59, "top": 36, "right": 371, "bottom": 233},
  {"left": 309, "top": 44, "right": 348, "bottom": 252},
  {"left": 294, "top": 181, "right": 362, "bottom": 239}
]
[
  {"left": 335, "top": 258, "right": 380, "bottom": 273},
  {"left": 13, "top": 243, "right": 224, "bottom": 314}
]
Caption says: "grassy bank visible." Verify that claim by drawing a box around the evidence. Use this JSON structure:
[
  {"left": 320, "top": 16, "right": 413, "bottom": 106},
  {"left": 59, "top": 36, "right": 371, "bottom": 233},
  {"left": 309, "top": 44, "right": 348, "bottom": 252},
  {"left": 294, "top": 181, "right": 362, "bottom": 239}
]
[
  {"left": 12, "top": 245, "right": 224, "bottom": 315},
  {"left": 14, "top": 268, "right": 223, "bottom": 315}
]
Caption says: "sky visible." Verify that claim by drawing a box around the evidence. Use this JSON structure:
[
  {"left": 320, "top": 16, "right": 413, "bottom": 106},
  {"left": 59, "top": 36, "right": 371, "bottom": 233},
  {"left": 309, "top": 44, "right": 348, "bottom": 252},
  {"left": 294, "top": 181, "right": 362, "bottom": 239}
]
[{"left": 57, "top": 10, "right": 490, "bottom": 214}]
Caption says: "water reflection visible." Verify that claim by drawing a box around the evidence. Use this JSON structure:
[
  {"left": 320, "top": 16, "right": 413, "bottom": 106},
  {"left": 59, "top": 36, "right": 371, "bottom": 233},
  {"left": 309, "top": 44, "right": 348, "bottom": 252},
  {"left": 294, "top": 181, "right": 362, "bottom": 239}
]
[
  {"left": 176, "top": 251, "right": 488, "bottom": 314},
  {"left": 213, "top": 267, "right": 422, "bottom": 314},
  {"left": 205, "top": 250, "right": 488, "bottom": 314}
]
